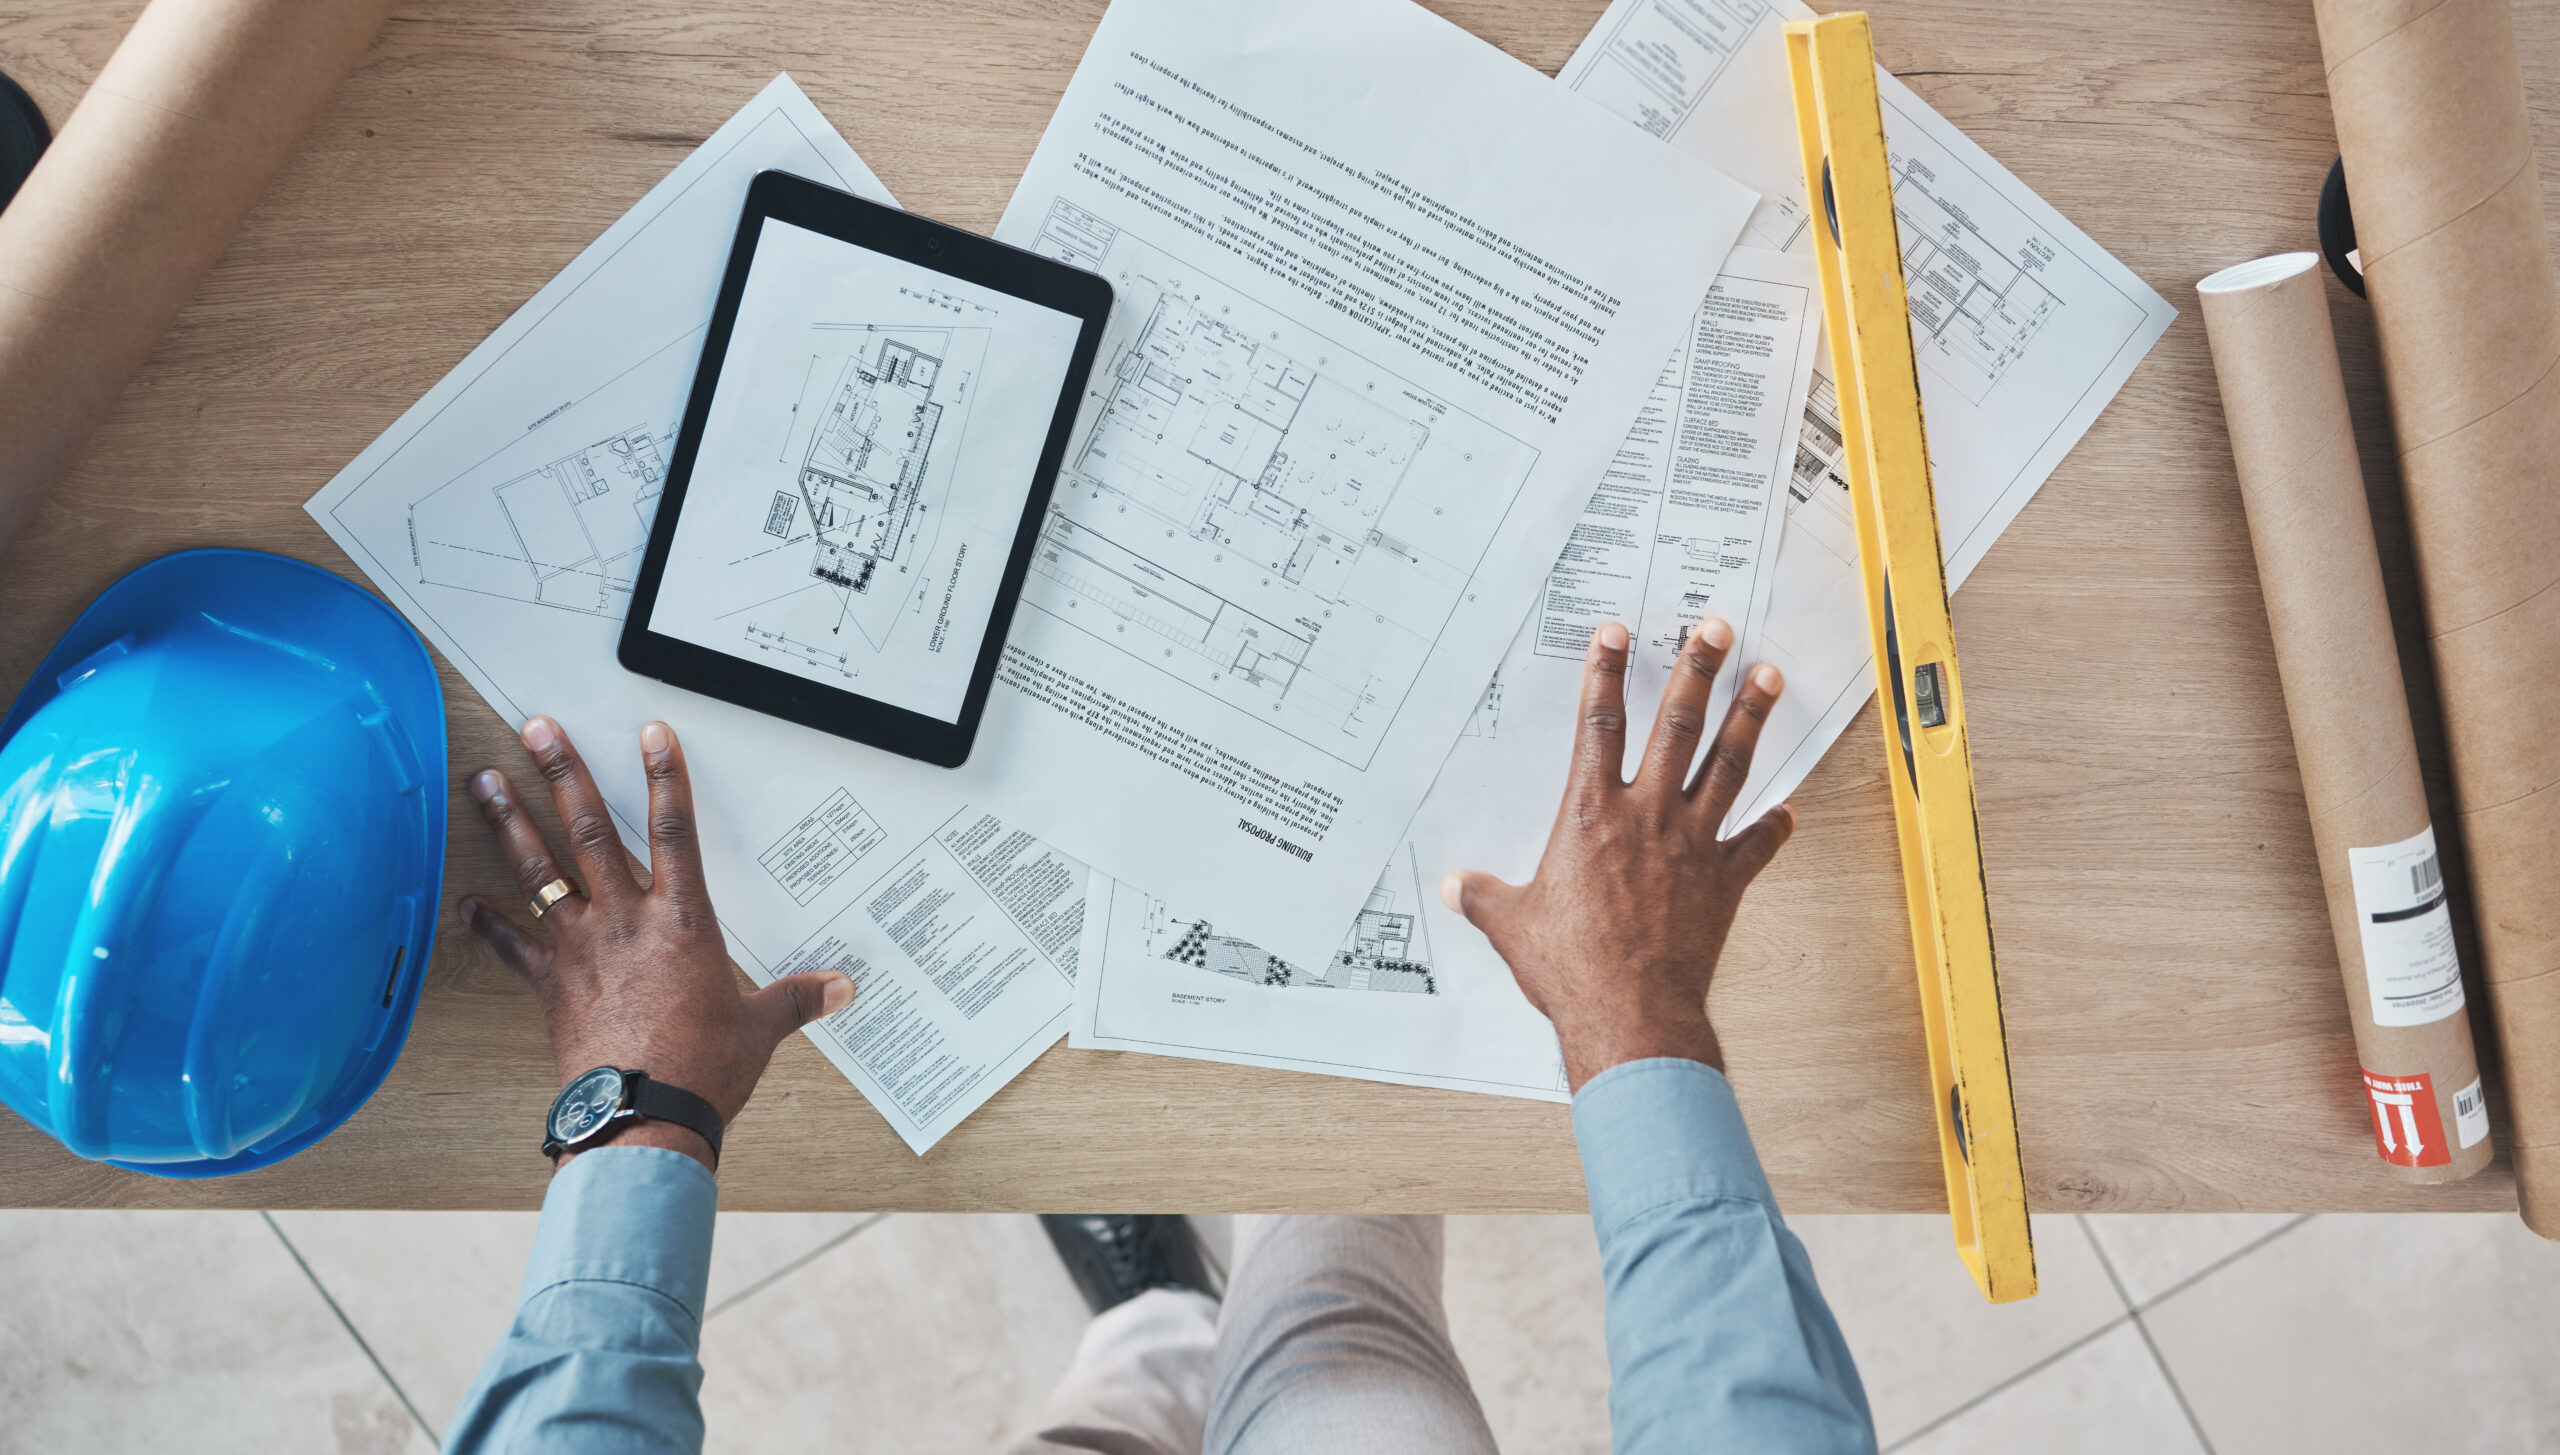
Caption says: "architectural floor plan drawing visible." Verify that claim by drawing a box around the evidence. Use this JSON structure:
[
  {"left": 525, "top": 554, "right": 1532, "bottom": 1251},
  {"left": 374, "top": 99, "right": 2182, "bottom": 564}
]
[
  {"left": 1152, "top": 851, "right": 1438, "bottom": 995},
  {"left": 1713, "top": 160, "right": 2060, "bottom": 407},
  {"left": 1023, "top": 211, "right": 1540, "bottom": 769},
  {"left": 799, "top": 333, "right": 950, "bottom": 609},
  {"left": 1568, "top": 0, "right": 2066, "bottom": 405},
  {"left": 687, "top": 325, "right": 985, "bottom": 678},
  {"left": 410, "top": 425, "right": 670, "bottom": 616},
  {"left": 1723, "top": 156, "right": 2062, "bottom": 405},
  {"left": 1891, "top": 157, "right": 2062, "bottom": 404}
]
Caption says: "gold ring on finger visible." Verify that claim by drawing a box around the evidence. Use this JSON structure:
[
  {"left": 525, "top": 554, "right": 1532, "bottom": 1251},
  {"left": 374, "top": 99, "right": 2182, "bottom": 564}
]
[{"left": 529, "top": 876, "right": 581, "bottom": 919}]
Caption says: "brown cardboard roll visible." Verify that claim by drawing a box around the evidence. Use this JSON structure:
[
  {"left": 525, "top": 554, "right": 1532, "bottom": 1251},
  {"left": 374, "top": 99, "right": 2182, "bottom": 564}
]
[
  {"left": 2199, "top": 253, "right": 2493, "bottom": 1185},
  {"left": 2312, "top": 0, "right": 2560, "bottom": 1230},
  {"left": 0, "top": 0, "right": 396, "bottom": 553}
]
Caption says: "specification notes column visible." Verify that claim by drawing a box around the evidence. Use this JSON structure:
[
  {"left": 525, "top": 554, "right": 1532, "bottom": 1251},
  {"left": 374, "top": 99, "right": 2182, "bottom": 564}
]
[
  {"left": 962, "top": 0, "right": 1760, "bottom": 972},
  {"left": 1562, "top": 0, "right": 2176, "bottom": 831},
  {"left": 786, "top": 813, "right": 1084, "bottom": 1141}
]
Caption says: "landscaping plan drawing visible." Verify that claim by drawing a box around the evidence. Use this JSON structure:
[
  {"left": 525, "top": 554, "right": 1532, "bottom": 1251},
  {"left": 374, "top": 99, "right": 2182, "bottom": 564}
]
[{"left": 1154, "top": 850, "right": 1440, "bottom": 995}]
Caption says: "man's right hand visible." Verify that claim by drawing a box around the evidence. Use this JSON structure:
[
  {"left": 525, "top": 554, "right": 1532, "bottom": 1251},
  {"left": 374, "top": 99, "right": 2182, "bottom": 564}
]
[
  {"left": 459, "top": 717, "right": 855, "bottom": 1170},
  {"left": 1442, "top": 618, "right": 1793, "bottom": 1092}
]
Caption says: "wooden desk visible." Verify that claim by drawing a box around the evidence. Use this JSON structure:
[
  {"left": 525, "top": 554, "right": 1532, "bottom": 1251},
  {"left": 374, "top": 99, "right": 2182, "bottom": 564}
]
[{"left": 0, "top": 0, "right": 2537, "bottom": 1213}]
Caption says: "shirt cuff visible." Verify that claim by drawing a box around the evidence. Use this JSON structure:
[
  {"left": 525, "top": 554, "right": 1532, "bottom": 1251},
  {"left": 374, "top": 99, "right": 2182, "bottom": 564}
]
[
  {"left": 1572, "top": 1057, "right": 1776, "bottom": 1241},
  {"left": 520, "top": 1144, "right": 720, "bottom": 1323}
]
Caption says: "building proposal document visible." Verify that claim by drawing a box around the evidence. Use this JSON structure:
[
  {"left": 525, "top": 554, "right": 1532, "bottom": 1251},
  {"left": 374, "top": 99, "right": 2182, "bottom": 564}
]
[
  {"left": 957, "top": 0, "right": 1758, "bottom": 971},
  {"left": 1563, "top": 0, "right": 2176, "bottom": 829},
  {"left": 1075, "top": 247, "right": 1823, "bottom": 1098},
  {"left": 303, "top": 78, "right": 1079, "bottom": 1153}
]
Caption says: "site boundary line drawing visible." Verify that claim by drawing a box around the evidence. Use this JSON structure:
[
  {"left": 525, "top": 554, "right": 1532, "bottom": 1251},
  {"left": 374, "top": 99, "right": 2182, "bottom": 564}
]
[
  {"left": 1024, "top": 201, "right": 1542, "bottom": 771},
  {"left": 366, "top": 101, "right": 871, "bottom": 629},
  {"left": 410, "top": 423, "right": 673, "bottom": 617}
]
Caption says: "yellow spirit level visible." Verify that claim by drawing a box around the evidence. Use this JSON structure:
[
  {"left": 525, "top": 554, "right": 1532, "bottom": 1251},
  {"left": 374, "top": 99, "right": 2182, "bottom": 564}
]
[{"left": 1784, "top": 11, "right": 2035, "bottom": 1303}]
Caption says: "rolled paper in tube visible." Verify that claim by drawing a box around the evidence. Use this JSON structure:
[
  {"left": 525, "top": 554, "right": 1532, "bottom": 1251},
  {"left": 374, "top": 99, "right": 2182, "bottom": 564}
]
[
  {"left": 2199, "top": 252, "right": 2491, "bottom": 1184},
  {"left": 2312, "top": 0, "right": 2560, "bottom": 1230},
  {"left": 0, "top": 0, "right": 397, "bottom": 553}
]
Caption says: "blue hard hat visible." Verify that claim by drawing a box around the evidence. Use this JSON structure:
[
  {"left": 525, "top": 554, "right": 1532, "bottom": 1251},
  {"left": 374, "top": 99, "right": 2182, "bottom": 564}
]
[{"left": 0, "top": 549, "right": 446, "bottom": 1177}]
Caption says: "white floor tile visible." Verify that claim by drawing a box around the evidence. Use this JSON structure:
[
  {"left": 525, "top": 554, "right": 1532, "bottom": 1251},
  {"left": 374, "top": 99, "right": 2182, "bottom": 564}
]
[
  {"left": 1892, "top": 1322, "right": 2202, "bottom": 1455},
  {"left": 1443, "top": 1214, "right": 1611, "bottom": 1455},
  {"left": 2144, "top": 1212, "right": 2560, "bottom": 1454},
  {"left": 269, "top": 1209, "right": 539, "bottom": 1438},
  {"left": 273, "top": 1203, "right": 873, "bottom": 1437},
  {"left": 0, "top": 1211, "right": 432, "bottom": 1455},
  {"left": 697, "top": 1213, "right": 1092, "bottom": 1453},
  {"left": 705, "top": 1211, "right": 875, "bottom": 1315},
  {"left": 1789, "top": 1214, "right": 2128, "bottom": 1447},
  {"left": 2078, "top": 1213, "right": 2302, "bottom": 1306}
]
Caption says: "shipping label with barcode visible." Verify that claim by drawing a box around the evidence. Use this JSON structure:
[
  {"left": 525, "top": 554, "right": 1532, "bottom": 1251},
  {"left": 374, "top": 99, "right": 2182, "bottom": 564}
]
[
  {"left": 2346, "top": 826, "right": 2464, "bottom": 1028},
  {"left": 2452, "top": 1075, "right": 2492, "bottom": 1150}
]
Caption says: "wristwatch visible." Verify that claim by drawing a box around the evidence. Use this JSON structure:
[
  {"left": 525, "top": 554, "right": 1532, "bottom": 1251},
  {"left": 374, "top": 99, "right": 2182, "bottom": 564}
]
[{"left": 543, "top": 1066, "right": 725, "bottom": 1166}]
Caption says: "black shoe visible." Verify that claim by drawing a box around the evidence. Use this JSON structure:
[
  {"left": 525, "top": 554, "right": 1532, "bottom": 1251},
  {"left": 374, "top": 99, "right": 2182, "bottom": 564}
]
[{"left": 1039, "top": 1214, "right": 1221, "bottom": 1314}]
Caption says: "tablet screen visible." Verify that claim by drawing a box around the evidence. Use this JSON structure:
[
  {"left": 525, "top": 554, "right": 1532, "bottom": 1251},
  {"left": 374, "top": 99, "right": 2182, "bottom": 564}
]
[{"left": 646, "top": 217, "right": 1086, "bottom": 724}]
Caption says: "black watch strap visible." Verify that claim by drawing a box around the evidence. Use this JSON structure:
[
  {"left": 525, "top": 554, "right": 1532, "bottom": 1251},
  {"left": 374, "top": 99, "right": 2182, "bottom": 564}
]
[{"left": 626, "top": 1072, "right": 725, "bottom": 1165}]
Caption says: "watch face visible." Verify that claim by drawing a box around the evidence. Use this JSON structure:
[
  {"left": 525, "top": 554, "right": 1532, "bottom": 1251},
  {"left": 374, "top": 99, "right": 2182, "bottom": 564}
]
[{"left": 551, "top": 1067, "right": 627, "bottom": 1145}]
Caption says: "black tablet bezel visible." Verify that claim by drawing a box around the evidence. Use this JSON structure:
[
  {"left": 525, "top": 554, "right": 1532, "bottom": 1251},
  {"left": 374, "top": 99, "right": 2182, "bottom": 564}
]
[{"left": 619, "top": 170, "right": 1113, "bottom": 767}]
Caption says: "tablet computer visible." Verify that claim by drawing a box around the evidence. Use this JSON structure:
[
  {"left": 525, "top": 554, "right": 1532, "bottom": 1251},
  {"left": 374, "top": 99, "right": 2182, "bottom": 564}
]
[{"left": 620, "top": 170, "right": 1112, "bottom": 766}]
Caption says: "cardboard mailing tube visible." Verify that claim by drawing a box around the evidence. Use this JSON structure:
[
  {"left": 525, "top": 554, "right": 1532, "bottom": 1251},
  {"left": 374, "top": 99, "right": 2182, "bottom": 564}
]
[
  {"left": 0, "top": 0, "right": 395, "bottom": 554},
  {"left": 2199, "top": 253, "right": 2493, "bottom": 1185},
  {"left": 2313, "top": 0, "right": 2560, "bottom": 1230}
]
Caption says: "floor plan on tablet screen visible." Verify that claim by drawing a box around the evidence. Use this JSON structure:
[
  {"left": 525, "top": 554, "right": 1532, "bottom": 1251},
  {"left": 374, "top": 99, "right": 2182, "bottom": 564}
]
[
  {"left": 649, "top": 217, "right": 1083, "bottom": 724},
  {"left": 735, "top": 325, "right": 983, "bottom": 674},
  {"left": 796, "top": 332, "right": 973, "bottom": 615}
]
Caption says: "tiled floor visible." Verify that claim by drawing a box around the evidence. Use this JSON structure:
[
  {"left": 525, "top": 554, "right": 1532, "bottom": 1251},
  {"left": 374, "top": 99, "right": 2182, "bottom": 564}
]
[{"left": 4, "top": 1204, "right": 2555, "bottom": 1451}]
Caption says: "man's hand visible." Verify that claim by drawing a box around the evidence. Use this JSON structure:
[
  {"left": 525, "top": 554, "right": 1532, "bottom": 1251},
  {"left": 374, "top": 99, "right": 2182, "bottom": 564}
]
[
  {"left": 1443, "top": 619, "right": 1792, "bottom": 1092},
  {"left": 459, "top": 717, "right": 855, "bottom": 1170}
]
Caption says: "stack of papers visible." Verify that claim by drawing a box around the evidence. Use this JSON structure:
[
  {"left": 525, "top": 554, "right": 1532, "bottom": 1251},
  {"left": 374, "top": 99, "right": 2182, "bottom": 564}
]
[
  {"left": 1073, "top": 0, "right": 2174, "bottom": 1098},
  {"left": 308, "top": 0, "right": 2169, "bottom": 1148},
  {"left": 307, "top": 83, "right": 1080, "bottom": 1153}
]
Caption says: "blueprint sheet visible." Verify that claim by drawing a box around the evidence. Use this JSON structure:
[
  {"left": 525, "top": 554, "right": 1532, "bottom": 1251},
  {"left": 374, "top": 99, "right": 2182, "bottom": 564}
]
[
  {"left": 956, "top": 0, "right": 1760, "bottom": 973},
  {"left": 1563, "top": 0, "right": 2177, "bottom": 831},
  {"left": 304, "top": 77, "right": 1082, "bottom": 1154},
  {"left": 1074, "top": 247, "right": 1823, "bottom": 1100}
]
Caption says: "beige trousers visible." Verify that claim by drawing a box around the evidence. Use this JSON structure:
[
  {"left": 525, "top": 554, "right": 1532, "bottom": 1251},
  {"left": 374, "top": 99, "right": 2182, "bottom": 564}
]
[{"left": 1010, "top": 1215, "right": 1500, "bottom": 1455}]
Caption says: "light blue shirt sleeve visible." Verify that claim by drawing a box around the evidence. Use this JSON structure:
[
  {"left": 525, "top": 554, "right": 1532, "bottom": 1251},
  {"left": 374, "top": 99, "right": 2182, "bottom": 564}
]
[
  {"left": 441, "top": 1145, "right": 717, "bottom": 1455},
  {"left": 1574, "top": 1057, "right": 1876, "bottom": 1455}
]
